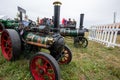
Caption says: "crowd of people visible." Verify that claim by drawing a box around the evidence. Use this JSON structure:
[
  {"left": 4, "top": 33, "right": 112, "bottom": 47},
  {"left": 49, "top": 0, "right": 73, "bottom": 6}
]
[
  {"left": 37, "top": 17, "right": 54, "bottom": 27},
  {"left": 36, "top": 17, "right": 77, "bottom": 28},
  {"left": 61, "top": 18, "right": 76, "bottom": 27},
  {"left": 14, "top": 13, "right": 77, "bottom": 28}
]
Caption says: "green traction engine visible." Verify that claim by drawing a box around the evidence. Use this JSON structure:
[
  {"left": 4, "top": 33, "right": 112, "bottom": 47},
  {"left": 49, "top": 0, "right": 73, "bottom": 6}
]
[
  {"left": 60, "top": 28, "right": 88, "bottom": 48},
  {"left": 60, "top": 13, "right": 88, "bottom": 48},
  {"left": 0, "top": 1, "right": 72, "bottom": 80}
]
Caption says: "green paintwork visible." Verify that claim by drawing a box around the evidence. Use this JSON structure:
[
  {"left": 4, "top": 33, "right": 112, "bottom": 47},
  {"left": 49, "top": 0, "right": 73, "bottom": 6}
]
[
  {"left": 24, "top": 32, "right": 53, "bottom": 45},
  {"left": 0, "top": 19, "right": 19, "bottom": 28},
  {"left": 60, "top": 29, "right": 78, "bottom": 36}
]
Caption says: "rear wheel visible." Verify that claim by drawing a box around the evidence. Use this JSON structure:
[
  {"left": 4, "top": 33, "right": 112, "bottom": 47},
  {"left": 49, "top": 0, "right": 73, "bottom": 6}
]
[
  {"left": 1, "top": 29, "right": 21, "bottom": 61},
  {"left": 74, "top": 37, "right": 88, "bottom": 48},
  {"left": 30, "top": 52, "right": 60, "bottom": 80}
]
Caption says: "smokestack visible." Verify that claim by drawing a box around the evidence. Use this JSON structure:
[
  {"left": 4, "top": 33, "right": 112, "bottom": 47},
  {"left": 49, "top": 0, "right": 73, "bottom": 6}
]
[
  {"left": 53, "top": 1, "right": 62, "bottom": 30},
  {"left": 79, "top": 14, "right": 84, "bottom": 29},
  {"left": 19, "top": 12, "right": 22, "bottom": 22}
]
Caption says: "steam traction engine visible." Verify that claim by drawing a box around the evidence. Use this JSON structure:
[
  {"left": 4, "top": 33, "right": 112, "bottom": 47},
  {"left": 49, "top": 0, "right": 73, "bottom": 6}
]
[
  {"left": 60, "top": 14, "right": 88, "bottom": 48},
  {"left": 0, "top": 1, "right": 72, "bottom": 80}
]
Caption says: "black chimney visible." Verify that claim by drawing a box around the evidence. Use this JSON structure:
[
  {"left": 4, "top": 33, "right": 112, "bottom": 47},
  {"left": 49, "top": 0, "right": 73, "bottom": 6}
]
[
  {"left": 53, "top": 1, "right": 62, "bottom": 31},
  {"left": 19, "top": 12, "right": 22, "bottom": 22},
  {"left": 79, "top": 14, "right": 84, "bottom": 29}
]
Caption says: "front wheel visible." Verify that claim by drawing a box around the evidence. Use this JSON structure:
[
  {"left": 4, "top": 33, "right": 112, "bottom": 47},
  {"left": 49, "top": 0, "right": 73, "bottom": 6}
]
[
  {"left": 30, "top": 52, "right": 61, "bottom": 80},
  {"left": 58, "top": 45, "right": 72, "bottom": 64}
]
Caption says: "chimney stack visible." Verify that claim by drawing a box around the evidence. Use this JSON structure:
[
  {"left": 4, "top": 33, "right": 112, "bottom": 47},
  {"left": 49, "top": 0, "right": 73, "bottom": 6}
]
[
  {"left": 79, "top": 14, "right": 84, "bottom": 29},
  {"left": 53, "top": 1, "right": 62, "bottom": 31}
]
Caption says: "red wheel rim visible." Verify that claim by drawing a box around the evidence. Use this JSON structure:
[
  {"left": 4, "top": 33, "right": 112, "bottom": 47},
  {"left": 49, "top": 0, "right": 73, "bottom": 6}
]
[
  {"left": 59, "top": 48, "right": 71, "bottom": 64},
  {"left": 1, "top": 31, "right": 13, "bottom": 61},
  {"left": 30, "top": 56, "right": 56, "bottom": 80}
]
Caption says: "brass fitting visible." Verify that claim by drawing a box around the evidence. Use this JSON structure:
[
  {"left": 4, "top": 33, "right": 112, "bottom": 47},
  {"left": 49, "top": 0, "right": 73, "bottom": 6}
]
[
  {"left": 46, "top": 37, "right": 54, "bottom": 45},
  {"left": 53, "top": 1, "right": 62, "bottom": 6}
]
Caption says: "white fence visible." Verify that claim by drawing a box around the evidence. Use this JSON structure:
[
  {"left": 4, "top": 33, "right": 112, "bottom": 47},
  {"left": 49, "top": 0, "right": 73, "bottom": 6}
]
[{"left": 88, "top": 23, "right": 120, "bottom": 47}]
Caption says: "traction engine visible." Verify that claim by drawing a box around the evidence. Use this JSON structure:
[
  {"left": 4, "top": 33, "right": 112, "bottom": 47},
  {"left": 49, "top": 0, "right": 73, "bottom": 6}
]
[{"left": 0, "top": 1, "right": 72, "bottom": 80}]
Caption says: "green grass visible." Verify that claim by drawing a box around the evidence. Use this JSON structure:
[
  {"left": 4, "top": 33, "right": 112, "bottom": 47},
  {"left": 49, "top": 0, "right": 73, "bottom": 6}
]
[{"left": 0, "top": 35, "right": 120, "bottom": 80}]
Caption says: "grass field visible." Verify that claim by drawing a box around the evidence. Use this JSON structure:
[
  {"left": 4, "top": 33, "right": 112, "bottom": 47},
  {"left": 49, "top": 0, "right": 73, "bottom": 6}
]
[{"left": 0, "top": 34, "right": 120, "bottom": 80}]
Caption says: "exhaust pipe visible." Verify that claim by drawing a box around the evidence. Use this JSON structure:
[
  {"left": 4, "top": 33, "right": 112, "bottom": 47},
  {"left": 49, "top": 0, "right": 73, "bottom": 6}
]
[{"left": 53, "top": 1, "right": 62, "bottom": 32}]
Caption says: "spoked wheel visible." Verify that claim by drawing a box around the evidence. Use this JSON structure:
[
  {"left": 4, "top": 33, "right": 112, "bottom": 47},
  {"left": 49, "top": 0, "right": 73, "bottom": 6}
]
[
  {"left": 0, "top": 23, "right": 5, "bottom": 32},
  {"left": 1, "top": 29, "right": 21, "bottom": 61},
  {"left": 74, "top": 37, "right": 88, "bottom": 48},
  {"left": 30, "top": 52, "right": 60, "bottom": 80},
  {"left": 58, "top": 45, "right": 72, "bottom": 64}
]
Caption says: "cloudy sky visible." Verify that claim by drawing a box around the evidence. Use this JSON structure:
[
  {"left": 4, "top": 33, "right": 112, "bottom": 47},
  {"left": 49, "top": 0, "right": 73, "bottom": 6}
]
[{"left": 0, "top": 0, "right": 120, "bottom": 28}]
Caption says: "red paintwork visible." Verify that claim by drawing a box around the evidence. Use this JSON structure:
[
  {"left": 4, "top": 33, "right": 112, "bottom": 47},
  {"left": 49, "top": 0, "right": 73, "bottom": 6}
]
[
  {"left": 30, "top": 56, "right": 55, "bottom": 80},
  {"left": 1, "top": 31, "right": 12, "bottom": 61}
]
